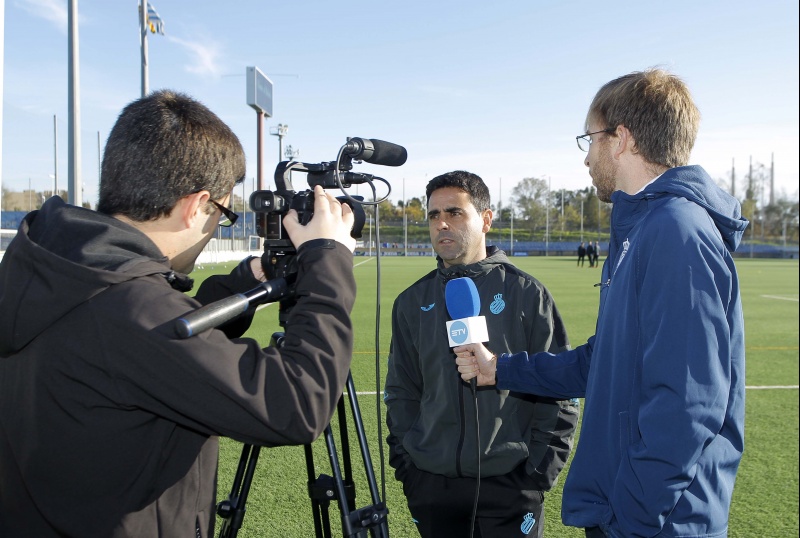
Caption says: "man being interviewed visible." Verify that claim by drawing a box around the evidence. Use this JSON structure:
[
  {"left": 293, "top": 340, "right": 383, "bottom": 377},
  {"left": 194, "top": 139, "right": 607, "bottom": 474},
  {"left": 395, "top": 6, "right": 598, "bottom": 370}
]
[{"left": 385, "top": 170, "right": 579, "bottom": 538}]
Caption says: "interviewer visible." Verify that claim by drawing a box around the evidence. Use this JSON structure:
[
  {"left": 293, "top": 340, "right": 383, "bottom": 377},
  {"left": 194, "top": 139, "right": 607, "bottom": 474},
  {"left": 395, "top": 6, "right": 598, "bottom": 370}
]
[
  {"left": 0, "top": 90, "right": 356, "bottom": 537},
  {"left": 455, "top": 69, "right": 748, "bottom": 538}
]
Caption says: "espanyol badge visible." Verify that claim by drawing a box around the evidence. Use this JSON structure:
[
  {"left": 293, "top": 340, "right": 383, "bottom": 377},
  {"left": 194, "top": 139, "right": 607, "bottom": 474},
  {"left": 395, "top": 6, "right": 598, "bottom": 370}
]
[{"left": 520, "top": 512, "right": 536, "bottom": 535}]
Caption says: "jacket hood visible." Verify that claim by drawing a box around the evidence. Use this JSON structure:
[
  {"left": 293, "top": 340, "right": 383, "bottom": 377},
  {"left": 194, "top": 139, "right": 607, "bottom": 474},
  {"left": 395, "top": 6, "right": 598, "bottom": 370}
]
[
  {"left": 0, "top": 197, "right": 191, "bottom": 357},
  {"left": 614, "top": 165, "right": 749, "bottom": 252}
]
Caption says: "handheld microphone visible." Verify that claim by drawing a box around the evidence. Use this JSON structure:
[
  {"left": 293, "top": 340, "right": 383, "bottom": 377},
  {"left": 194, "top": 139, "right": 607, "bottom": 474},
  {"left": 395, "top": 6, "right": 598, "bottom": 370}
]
[
  {"left": 342, "top": 137, "right": 408, "bottom": 167},
  {"left": 444, "top": 277, "right": 489, "bottom": 393}
]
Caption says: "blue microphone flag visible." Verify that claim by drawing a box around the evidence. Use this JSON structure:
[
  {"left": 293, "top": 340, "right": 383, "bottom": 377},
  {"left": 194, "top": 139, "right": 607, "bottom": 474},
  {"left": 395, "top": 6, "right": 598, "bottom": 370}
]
[{"left": 444, "top": 277, "right": 488, "bottom": 347}]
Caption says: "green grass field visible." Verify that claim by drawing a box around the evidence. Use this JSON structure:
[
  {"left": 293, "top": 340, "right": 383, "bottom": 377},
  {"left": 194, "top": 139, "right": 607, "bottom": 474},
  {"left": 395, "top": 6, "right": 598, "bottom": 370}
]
[{"left": 190, "top": 256, "right": 799, "bottom": 537}]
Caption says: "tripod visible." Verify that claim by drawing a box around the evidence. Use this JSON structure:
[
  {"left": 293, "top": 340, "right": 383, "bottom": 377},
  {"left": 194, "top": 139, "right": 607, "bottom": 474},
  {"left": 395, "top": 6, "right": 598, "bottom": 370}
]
[
  {"left": 216, "top": 333, "right": 389, "bottom": 538},
  {"left": 174, "top": 279, "right": 389, "bottom": 537}
]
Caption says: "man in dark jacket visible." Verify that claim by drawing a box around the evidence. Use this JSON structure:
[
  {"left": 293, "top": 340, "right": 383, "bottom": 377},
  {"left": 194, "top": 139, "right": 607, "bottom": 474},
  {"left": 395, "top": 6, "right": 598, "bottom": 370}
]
[
  {"left": 0, "top": 90, "right": 357, "bottom": 537},
  {"left": 456, "top": 69, "right": 748, "bottom": 538},
  {"left": 385, "top": 170, "right": 579, "bottom": 537},
  {"left": 577, "top": 242, "right": 587, "bottom": 266}
]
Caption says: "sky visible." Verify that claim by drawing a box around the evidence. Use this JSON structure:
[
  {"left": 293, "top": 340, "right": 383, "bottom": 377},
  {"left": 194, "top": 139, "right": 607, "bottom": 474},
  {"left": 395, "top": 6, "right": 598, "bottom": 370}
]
[{"left": 2, "top": 0, "right": 799, "bottom": 211}]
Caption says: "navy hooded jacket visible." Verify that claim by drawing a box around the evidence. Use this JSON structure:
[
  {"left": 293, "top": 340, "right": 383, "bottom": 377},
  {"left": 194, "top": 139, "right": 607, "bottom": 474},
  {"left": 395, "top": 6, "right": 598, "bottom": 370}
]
[{"left": 496, "top": 165, "right": 748, "bottom": 537}]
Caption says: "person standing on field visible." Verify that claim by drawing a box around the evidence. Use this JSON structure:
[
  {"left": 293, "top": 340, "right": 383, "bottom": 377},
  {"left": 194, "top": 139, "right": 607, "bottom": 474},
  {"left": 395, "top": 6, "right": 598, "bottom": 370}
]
[
  {"left": 385, "top": 170, "right": 578, "bottom": 538},
  {"left": 455, "top": 69, "right": 748, "bottom": 538}
]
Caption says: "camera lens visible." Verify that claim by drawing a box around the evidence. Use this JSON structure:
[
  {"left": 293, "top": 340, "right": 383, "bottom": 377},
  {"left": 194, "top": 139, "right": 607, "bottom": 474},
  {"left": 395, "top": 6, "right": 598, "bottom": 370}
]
[{"left": 250, "top": 191, "right": 286, "bottom": 213}]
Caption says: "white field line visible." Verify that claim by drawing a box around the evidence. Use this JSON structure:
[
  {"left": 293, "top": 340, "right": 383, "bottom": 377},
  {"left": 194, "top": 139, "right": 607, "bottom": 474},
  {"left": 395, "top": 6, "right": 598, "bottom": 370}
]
[
  {"left": 761, "top": 294, "right": 799, "bottom": 302},
  {"left": 744, "top": 385, "right": 799, "bottom": 390},
  {"left": 349, "top": 386, "right": 800, "bottom": 395}
]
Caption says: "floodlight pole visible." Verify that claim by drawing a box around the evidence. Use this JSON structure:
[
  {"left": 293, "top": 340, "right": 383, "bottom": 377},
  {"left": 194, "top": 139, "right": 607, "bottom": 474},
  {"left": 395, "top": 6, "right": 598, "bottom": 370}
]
[
  {"left": 403, "top": 178, "right": 407, "bottom": 257},
  {"left": 545, "top": 177, "right": 550, "bottom": 256},
  {"left": 580, "top": 199, "right": 584, "bottom": 242},
  {"left": 67, "top": 0, "right": 82, "bottom": 207},
  {"left": 0, "top": 0, "right": 4, "bottom": 220},
  {"left": 140, "top": 0, "right": 148, "bottom": 97},
  {"left": 257, "top": 112, "right": 265, "bottom": 190},
  {"left": 510, "top": 205, "right": 514, "bottom": 255},
  {"left": 269, "top": 123, "right": 288, "bottom": 163},
  {"left": 246, "top": 66, "right": 273, "bottom": 191},
  {"left": 53, "top": 115, "right": 58, "bottom": 197}
]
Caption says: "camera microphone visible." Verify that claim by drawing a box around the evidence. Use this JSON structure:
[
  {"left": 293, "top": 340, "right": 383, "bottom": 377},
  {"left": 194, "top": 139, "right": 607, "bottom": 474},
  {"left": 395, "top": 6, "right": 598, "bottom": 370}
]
[{"left": 342, "top": 137, "right": 408, "bottom": 167}]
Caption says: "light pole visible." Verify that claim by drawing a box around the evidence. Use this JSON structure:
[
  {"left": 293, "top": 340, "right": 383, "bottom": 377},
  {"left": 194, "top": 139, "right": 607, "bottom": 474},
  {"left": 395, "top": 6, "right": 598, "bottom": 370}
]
[
  {"left": 545, "top": 176, "right": 551, "bottom": 256},
  {"left": 269, "top": 123, "right": 288, "bottom": 162},
  {"left": 53, "top": 115, "right": 58, "bottom": 198},
  {"left": 510, "top": 204, "right": 514, "bottom": 256},
  {"left": 368, "top": 215, "right": 373, "bottom": 257},
  {"left": 403, "top": 178, "right": 407, "bottom": 257}
]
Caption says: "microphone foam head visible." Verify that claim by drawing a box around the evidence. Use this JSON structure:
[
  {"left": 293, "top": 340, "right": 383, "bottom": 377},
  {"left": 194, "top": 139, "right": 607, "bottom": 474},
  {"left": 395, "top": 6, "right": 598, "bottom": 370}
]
[
  {"left": 371, "top": 139, "right": 408, "bottom": 167},
  {"left": 445, "top": 277, "right": 480, "bottom": 319}
]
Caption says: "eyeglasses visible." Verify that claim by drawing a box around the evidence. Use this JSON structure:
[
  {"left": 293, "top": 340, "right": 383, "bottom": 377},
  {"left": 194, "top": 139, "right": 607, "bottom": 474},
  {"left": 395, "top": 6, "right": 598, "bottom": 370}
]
[
  {"left": 209, "top": 199, "right": 239, "bottom": 227},
  {"left": 576, "top": 128, "right": 615, "bottom": 152}
]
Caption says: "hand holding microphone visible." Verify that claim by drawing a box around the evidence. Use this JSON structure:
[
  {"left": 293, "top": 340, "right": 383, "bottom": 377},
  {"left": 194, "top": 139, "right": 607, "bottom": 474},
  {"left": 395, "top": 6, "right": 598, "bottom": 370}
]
[
  {"left": 454, "top": 343, "right": 498, "bottom": 387},
  {"left": 445, "top": 277, "right": 492, "bottom": 392}
]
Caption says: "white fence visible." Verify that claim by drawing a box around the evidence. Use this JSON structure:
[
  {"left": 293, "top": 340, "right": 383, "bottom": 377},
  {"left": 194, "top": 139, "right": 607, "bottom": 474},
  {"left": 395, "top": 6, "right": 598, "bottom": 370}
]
[
  {"left": 196, "top": 237, "right": 259, "bottom": 265},
  {"left": 1, "top": 230, "right": 258, "bottom": 265}
]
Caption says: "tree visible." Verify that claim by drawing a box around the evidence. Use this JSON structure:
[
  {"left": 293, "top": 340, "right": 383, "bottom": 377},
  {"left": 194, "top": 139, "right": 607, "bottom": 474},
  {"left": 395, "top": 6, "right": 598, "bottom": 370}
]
[
  {"left": 377, "top": 199, "right": 400, "bottom": 220},
  {"left": 404, "top": 197, "right": 427, "bottom": 224},
  {"left": 512, "top": 177, "right": 549, "bottom": 232}
]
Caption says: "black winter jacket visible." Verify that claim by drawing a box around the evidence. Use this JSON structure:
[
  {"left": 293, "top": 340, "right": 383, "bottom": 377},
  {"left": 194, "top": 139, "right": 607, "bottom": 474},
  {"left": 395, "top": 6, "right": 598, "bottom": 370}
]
[
  {"left": 0, "top": 197, "right": 356, "bottom": 537},
  {"left": 385, "top": 247, "right": 578, "bottom": 490}
]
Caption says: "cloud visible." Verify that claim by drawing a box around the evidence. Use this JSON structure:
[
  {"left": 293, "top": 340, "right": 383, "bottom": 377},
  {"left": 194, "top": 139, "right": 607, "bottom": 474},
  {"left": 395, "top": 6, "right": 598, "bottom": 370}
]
[
  {"left": 16, "top": 0, "right": 68, "bottom": 33},
  {"left": 168, "top": 35, "right": 224, "bottom": 78}
]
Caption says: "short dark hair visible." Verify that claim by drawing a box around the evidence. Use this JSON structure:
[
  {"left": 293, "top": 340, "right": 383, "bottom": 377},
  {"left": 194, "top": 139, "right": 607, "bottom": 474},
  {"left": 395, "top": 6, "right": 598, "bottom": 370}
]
[
  {"left": 97, "top": 90, "right": 246, "bottom": 221},
  {"left": 587, "top": 68, "right": 699, "bottom": 169},
  {"left": 425, "top": 170, "right": 491, "bottom": 212}
]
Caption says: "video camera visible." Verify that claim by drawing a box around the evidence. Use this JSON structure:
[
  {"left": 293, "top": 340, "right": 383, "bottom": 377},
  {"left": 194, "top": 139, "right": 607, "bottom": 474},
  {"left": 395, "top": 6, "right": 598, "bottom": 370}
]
[{"left": 250, "top": 137, "right": 406, "bottom": 282}]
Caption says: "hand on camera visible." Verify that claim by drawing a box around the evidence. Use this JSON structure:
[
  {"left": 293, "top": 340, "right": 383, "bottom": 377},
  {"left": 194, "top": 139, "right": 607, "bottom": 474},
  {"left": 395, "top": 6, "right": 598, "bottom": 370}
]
[
  {"left": 283, "top": 185, "right": 357, "bottom": 253},
  {"left": 454, "top": 343, "right": 498, "bottom": 386}
]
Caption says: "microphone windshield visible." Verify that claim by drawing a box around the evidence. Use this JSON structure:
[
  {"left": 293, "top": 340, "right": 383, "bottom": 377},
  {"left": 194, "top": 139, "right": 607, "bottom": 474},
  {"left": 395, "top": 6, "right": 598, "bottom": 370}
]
[
  {"left": 445, "top": 277, "right": 480, "bottom": 319},
  {"left": 369, "top": 139, "right": 408, "bottom": 167},
  {"left": 343, "top": 137, "right": 408, "bottom": 167}
]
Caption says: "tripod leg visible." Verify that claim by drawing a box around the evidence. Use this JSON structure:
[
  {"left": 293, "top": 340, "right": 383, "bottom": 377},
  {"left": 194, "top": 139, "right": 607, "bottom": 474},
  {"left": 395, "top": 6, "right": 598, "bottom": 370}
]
[
  {"left": 305, "top": 443, "right": 331, "bottom": 538},
  {"left": 217, "top": 444, "right": 261, "bottom": 538},
  {"left": 343, "top": 374, "right": 390, "bottom": 538},
  {"left": 305, "top": 372, "right": 389, "bottom": 537}
]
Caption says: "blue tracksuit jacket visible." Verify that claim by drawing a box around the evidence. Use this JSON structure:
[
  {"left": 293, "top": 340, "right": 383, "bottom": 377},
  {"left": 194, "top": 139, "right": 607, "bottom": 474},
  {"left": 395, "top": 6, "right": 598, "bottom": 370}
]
[{"left": 496, "top": 165, "right": 749, "bottom": 537}]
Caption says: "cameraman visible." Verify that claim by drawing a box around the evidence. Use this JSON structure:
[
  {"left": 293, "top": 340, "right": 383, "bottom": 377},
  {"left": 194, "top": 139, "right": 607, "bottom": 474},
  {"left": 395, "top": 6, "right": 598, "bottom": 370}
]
[{"left": 0, "top": 90, "right": 356, "bottom": 537}]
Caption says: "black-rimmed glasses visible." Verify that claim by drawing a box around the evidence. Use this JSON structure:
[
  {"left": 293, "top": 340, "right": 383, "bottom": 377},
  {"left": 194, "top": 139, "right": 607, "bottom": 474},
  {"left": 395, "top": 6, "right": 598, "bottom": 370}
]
[
  {"left": 209, "top": 199, "right": 239, "bottom": 227},
  {"left": 576, "top": 128, "right": 615, "bottom": 152}
]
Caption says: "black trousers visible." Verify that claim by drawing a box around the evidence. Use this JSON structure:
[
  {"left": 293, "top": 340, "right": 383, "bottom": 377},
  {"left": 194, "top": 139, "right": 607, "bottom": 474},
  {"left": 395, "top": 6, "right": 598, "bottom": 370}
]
[
  {"left": 584, "top": 527, "right": 606, "bottom": 537},
  {"left": 401, "top": 463, "right": 544, "bottom": 538}
]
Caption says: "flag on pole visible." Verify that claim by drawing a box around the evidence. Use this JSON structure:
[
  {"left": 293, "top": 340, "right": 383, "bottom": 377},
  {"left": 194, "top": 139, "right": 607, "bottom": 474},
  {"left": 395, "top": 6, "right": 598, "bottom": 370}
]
[{"left": 146, "top": 2, "right": 165, "bottom": 35}]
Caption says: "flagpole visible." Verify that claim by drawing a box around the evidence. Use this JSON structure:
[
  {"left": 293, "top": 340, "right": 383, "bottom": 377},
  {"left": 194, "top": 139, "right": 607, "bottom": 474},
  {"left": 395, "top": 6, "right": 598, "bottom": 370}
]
[{"left": 140, "top": 0, "right": 148, "bottom": 97}]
